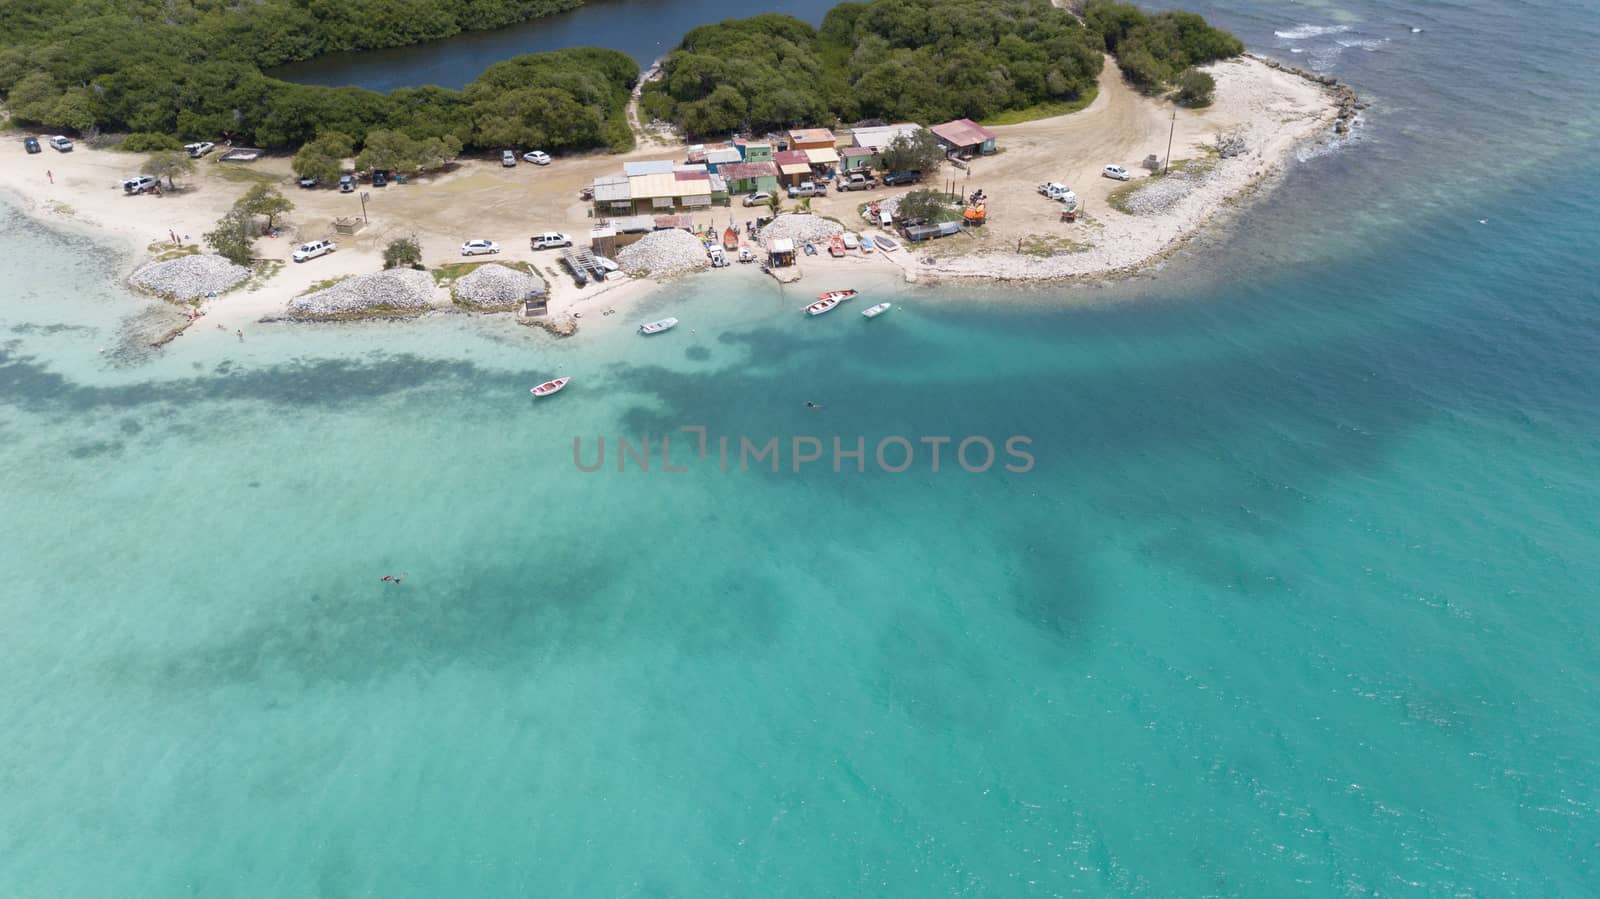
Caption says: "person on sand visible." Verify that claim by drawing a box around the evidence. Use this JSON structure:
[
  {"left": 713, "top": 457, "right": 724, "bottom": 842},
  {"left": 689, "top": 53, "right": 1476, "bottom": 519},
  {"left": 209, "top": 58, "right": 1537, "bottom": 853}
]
[
  {"left": 46, "top": 170, "right": 52, "bottom": 184},
  {"left": 235, "top": 329, "right": 243, "bottom": 341}
]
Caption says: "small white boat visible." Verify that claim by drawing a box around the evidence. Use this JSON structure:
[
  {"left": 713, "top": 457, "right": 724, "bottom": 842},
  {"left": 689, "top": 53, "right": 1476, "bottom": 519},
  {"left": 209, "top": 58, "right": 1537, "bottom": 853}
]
[
  {"left": 530, "top": 377, "right": 570, "bottom": 397},
  {"left": 805, "top": 297, "right": 842, "bottom": 316},
  {"left": 841, "top": 232, "right": 860, "bottom": 250},
  {"left": 817, "top": 288, "right": 858, "bottom": 302},
  {"left": 638, "top": 318, "right": 678, "bottom": 335},
  {"left": 862, "top": 302, "right": 892, "bottom": 319}
]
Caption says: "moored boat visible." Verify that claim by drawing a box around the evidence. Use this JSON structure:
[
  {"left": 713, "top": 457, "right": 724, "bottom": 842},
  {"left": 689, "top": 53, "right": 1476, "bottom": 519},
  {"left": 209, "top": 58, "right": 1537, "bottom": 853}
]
[
  {"left": 638, "top": 317, "right": 678, "bottom": 335},
  {"left": 828, "top": 235, "right": 845, "bottom": 257},
  {"left": 530, "top": 376, "right": 570, "bottom": 397},
  {"left": 860, "top": 235, "right": 876, "bottom": 253},
  {"left": 862, "top": 302, "right": 892, "bottom": 319},
  {"left": 817, "top": 288, "right": 858, "bottom": 302},
  {"left": 722, "top": 226, "right": 739, "bottom": 250},
  {"left": 873, "top": 234, "right": 900, "bottom": 252},
  {"left": 805, "top": 297, "right": 842, "bottom": 316}
]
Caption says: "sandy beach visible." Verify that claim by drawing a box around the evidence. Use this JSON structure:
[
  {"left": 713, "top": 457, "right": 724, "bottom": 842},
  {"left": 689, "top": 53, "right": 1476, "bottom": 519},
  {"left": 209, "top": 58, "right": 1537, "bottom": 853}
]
[{"left": 0, "top": 55, "right": 1345, "bottom": 334}]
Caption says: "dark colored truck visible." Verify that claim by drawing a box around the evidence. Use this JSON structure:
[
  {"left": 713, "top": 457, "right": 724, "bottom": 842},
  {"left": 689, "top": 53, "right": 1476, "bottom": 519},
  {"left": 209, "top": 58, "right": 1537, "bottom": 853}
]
[{"left": 883, "top": 170, "right": 923, "bottom": 186}]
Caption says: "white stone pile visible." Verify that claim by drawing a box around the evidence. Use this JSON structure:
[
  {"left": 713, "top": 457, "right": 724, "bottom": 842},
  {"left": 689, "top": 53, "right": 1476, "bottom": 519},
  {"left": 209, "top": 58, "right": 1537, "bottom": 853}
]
[
  {"left": 131, "top": 254, "right": 250, "bottom": 300},
  {"left": 758, "top": 213, "right": 842, "bottom": 247},
  {"left": 1123, "top": 167, "right": 1210, "bottom": 216},
  {"left": 287, "top": 269, "right": 436, "bottom": 317},
  {"left": 617, "top": 229, "right": 710, "bottom": 275},
  {"left": 453, "top": 263, "right": 546, "bottom": 309}
]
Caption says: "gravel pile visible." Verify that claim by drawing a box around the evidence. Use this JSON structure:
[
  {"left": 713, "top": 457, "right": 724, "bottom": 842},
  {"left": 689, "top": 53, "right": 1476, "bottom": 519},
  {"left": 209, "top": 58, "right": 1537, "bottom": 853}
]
[
  {"left": 1123, "top": 168, "right": 1209, "bottom": 216},
  {"left": 453, "top": 263, "right": 547, "bottom": 309},
  {"left": 287, "top": 269, "right": 436, "bottom": 317},
  {"left": 758, "top": 213, "right": 842, "bottom": 247},
  {"left": 617, "top": 228, "right": 709, "bottom": 275},
  {"left": 131, "top": 254, "right": 250, "bottom": 300}
]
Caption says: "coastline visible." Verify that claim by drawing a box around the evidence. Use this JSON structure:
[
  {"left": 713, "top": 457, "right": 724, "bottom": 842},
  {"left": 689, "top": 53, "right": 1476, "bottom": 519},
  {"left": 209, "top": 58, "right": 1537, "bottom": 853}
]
[{"left": 0, "top": 54, "right": 1349, "bottom": 339}]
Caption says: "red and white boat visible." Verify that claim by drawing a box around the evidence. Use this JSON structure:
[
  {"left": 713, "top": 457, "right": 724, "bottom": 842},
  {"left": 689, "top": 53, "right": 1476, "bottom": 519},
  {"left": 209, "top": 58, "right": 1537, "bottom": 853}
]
[
  {"left": 805, "top": 297, "right": 842, "bottom": 316},
  {"left": 530, "top": 377, "right": 570, "bottom": 397},
  {"left": 816, "top": 288, "right": 858, "bottom": 303},
  {"left": 828, "top": 235, "right": 846, "bottom": 257}
]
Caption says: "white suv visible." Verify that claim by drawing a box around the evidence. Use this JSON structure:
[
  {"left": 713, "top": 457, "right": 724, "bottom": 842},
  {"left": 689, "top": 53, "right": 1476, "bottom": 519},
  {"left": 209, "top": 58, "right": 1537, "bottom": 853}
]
[
  {"left": 292, "top": 239, "right": 337, "bottom": 262},
  {"left": 123, "top": 175, "right": 159, "bottom": 194},
  {"left": 461, "top": 239, "right": 500, "bottom": 256}
]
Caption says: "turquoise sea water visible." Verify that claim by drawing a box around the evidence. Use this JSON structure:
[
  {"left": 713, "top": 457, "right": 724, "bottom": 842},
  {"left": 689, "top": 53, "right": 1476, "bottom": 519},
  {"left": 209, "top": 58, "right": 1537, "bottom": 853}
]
[{"left": 5, "top": 0, "right": 1600, "bottom": 894}]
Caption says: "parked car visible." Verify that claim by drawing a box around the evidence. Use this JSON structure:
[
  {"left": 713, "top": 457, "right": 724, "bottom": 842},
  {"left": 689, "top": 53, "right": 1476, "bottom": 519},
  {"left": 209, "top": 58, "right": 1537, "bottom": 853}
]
[
  {"left": 1038, "top": 181, "right": 1071, "bottom": 200},
  {"left": 742, "top": 191, "right": 772, "bottom": 207},
  {"left": 501, "top": 150, "right": 517, "bottom": 167},
  {"left": 48, "top": 135, "right": 73, "bottom": 152},
  {"left": 122, "top": 175, "right": 159, "bottom": 194},
  {"left": 371, "top": 170, "right": 388, "bottom": 188},
  {"left": 461, "top": 239, "right": 500, "bottom": 256},
  {"left": 184, "top": 141, "right": 215, "bottom": 158},
  {"left": 786, "top": 181, "right": 826, "bottom": 198},
  {"left": 23, "top": 136, "right": 41, "bottom": 154},
  {"left": 298, "top": 175, "right": 320, "bottom": 189},
  {"left": 1103, "top": 164, "right": 1131, "bottom": 181},
  {"left": 338, "top": 173, "right": 355, "bottom": 193},
  {"left": 836, "top": 172, "right": 877, "bottom": 192},
  {"left": 522, "top": 150, "right": 551, "bottom": 165},
  {"left": 530, "top": 231, "right": 573, "bottom": 250},
  {"left": 292, "top": 239, "right": 337, "bottom": 262},
  {"left": 882, "top": 170, "right": 922, "bottom": 186}
]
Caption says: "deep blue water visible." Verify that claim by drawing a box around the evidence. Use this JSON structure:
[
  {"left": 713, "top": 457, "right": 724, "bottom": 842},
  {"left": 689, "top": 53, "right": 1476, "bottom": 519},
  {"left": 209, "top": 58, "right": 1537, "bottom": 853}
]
[{"left": 4, "top": 0, "right": 1600, "bottom": 894}]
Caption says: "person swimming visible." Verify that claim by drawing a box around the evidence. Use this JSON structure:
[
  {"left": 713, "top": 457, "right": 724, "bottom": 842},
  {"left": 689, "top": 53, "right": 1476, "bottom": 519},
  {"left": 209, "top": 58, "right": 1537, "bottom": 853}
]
[{"left": 805, "top": 401, "right": 824, "bottom": 409}]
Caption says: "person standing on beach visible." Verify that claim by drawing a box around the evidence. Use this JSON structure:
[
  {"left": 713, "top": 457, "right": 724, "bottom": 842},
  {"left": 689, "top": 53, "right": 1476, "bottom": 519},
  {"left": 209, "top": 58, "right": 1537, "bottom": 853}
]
[{"left": 46, "top": 170, "right": 52, "bottom": 184}]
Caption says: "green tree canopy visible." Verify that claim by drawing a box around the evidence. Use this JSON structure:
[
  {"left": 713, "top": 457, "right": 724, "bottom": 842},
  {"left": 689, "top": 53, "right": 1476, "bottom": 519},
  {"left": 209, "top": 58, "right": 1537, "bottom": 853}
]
[
  {"left": 236, "top": 183, "right": 294, "bottom": 229},
  {"left": 141, "top": 151, "right": 195, "bottom": 188}
]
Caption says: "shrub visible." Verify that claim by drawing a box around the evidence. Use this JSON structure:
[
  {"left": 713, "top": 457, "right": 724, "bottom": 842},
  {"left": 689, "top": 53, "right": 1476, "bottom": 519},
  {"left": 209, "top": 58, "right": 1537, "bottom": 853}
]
[
  {"left": 122, "top": 132, "right": 183, "bottom": 152},
  {"left": 384, "top": 237, "right": 422, "bottom": 269},
  {"left": 1175, "top": 69, "right": 1215, "bottom": 106}
]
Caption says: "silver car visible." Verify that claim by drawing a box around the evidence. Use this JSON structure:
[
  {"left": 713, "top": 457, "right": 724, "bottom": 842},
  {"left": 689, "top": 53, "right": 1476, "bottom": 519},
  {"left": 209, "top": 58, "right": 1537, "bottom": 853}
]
[{"left": 1103, "top": 164, "right": 1131, "bottom": 181}]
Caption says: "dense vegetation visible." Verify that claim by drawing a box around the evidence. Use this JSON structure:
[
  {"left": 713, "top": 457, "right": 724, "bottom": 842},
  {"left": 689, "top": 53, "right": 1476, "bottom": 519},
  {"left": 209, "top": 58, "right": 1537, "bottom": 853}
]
[
  {"left": 1081, "top": 0, "right": 1243, "bottom": 94},
  {"left": 0, "top": 0, "right": 638, "bottom": 154},
  {"left": 642, "top": 0, "right": 1103, "bottom": 137}
]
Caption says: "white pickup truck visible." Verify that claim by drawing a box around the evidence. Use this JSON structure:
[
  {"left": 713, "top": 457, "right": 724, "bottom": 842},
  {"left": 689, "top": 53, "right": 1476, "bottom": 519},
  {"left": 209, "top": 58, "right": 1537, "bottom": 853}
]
[
  {"left": 292, "top": 239, "right": 337, "bottom": 262},
  {"left": 530, "top": 231, "right": 573, "bottom": 250}
]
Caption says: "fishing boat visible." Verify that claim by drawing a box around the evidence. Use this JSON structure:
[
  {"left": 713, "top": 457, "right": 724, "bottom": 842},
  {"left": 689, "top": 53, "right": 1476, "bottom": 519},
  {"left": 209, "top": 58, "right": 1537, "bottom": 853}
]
[
  {"left": 804, "top": 242, "right": 818, "bottom": 256},
  {"left": 873, "top": 234, "right": 900, "bottom": 252},
  {"left": 828, "top": 235, "right": 845, "bottom": 257},
  {"left": 638, "top": 317, "right": 678, "bottom": 335},
  {"left": 860, "top": 235, "right": 876, "bottom": 254},
  {"left": 862, "top": 302, "right": 892, "bottom": 319},
  {"left": 530, "top": 377, "right": 570, "bottom": 397},
  {"left": 722, "top": 226, "right": 739, "bottom": 250},
  {"left": 805, "top": 297, "right": 842, "bottom": 316},
  {"left": 817, "top": 288, "right": 858, "bottom": 302}
]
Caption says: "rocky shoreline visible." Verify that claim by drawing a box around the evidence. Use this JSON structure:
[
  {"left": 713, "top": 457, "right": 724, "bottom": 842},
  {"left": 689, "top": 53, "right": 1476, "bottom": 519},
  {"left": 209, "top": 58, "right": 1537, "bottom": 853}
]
[{"left": 1248, "top": 53, "right": 1364, "bottom": 134}]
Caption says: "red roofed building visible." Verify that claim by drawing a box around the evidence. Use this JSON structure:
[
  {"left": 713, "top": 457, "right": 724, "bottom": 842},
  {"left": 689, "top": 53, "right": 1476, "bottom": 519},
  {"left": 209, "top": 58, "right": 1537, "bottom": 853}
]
[{"left": 929, "top": 118, "right": 998, "bottom": 156}]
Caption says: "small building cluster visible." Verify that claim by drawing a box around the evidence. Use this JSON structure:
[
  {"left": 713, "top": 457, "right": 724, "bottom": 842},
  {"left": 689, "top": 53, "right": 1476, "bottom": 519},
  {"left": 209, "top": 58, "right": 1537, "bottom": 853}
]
[{"left": 588, "top": 119, "right": 998, "bottom": 216}]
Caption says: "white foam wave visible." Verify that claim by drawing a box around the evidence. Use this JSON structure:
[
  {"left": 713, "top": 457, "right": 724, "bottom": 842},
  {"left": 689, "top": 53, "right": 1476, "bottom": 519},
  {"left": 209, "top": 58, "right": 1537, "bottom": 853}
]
[
  {"left": 1275, "top": 24, "right": 1351, "bottom": 40},
  {"left": 1336, "top": 37, "right": 1389, "bottom": 51}
]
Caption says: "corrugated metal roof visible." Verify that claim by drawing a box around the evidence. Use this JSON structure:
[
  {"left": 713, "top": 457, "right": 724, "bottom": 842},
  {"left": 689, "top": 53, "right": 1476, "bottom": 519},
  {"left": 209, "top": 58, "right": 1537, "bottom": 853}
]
[
  {"left": 930, "top": 118, "right": 997, "bottom": 148},
  {"left": 779, "top": 162, "right": 812, "bottom": 175},
  {"left": 841, "top": 147, "right": 874, "bottom": 157},
  {"left": 718, "top": 161, "right": 779, "bottom": 180},
  {"left": 706, "top": 148, "right": 742, "bottom": 164},
  {"left": 631, "top": 172, "right": 713, "bottom": 200},
  {"left": 788, "top": 128, "right": 835, "bottom": 145},
  {"left": 623, "top": 159, "right": 676, "bottom": 176},
  {"left": 850, "top": 123, "right": 921, "bottom": 149},
  {"left": 592, "top": 176, "right": 630, "bottom": 202},
  {"left": 803, "top": 147, "right": 839, "bottom": 165}
]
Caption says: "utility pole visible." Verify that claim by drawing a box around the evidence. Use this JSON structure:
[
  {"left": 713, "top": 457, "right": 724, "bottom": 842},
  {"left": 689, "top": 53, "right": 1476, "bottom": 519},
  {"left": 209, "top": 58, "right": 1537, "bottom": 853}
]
[
  {"left": 1164, "top": 106, "right": 1176, "bottom": 174},
  {"left": 360, "top": 191, "right": 370, "bottom": 223}
]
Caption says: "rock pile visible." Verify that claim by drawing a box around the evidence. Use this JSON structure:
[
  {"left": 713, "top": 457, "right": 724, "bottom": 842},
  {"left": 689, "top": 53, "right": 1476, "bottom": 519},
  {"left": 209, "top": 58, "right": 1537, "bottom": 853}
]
[
  {"left": 617, "top": 229, "right": 709, "bottom": 275},
  {"left": 758, "top": 213, "right": 842, "bottom": 247},
  {"left": 287, "top": 269, "right": 436, "bottom": 318},
  {"left": 453, "top": 263, "right": 547, "bottom": 310},
  {"left": 1122, "top": 164, "right": 1211, "bottom": 216},
  {"left": 131, "top": 254, "right": 250, "bottom": 300}
]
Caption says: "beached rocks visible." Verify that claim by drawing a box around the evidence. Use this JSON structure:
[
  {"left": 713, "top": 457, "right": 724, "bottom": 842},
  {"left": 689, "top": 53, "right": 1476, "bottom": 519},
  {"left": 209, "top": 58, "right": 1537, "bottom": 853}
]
[
  {"left": 1122, "top": 166, "right": 1211, "bottom": 216},
  {"left": 759, "top": 213, "right": 842, "bottom": 248},
  {"left": 131, "top": 253, "right": 250, "bottom": 301},
  {"left": 617, "top": 228, "right": 709, "bottom": 276},
  {"left": 287, "top": 269, "right": 436, "bottom": 318},
  {"left": 452, "top": 263, "right": 547, "bottom": 310}
]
